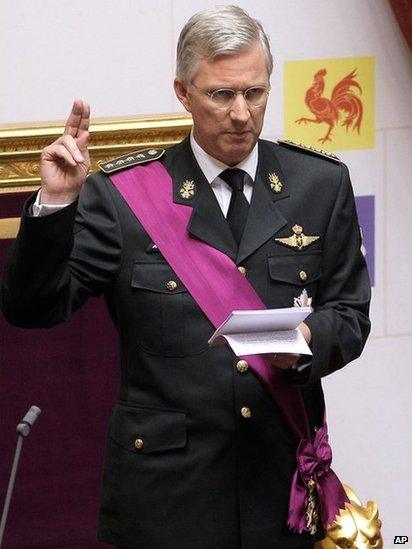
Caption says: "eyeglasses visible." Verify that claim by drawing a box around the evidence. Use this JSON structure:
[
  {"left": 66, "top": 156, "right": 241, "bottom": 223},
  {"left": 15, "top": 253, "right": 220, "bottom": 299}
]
[{"left": 191, "top": 84, "right": 270, "bottom": 109}]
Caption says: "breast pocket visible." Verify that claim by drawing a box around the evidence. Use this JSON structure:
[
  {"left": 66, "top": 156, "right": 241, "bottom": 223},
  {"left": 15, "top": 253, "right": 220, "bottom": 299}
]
[
  {"left": 129, "top": 261, "right": 213, "bottom": 357},
  {"left": 104, "top": 402, "right": 187, "bottom": 509},
  {"left": 266, "top": 251, "right": 322, "bottom": 308}
]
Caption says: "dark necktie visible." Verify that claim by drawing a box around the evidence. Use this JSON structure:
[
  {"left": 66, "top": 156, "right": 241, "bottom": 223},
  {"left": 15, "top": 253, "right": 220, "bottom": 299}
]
[{"left": 219, "top": 168, "right": 249, "bottom": 245}]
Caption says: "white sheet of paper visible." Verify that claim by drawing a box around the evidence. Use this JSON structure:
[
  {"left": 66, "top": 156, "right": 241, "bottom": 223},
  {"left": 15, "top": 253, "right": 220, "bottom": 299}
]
[{"left": 208, "top": 307, "right": 312, "bottom": 356}]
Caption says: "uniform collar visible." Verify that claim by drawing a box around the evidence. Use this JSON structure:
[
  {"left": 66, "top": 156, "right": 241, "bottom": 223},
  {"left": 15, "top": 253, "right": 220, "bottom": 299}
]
[
  {"left": 161, "top": 136, "right": 289, "bottom": 264},
  {"left": 190, "top": 130, "right": 258, "bottom": 183}
]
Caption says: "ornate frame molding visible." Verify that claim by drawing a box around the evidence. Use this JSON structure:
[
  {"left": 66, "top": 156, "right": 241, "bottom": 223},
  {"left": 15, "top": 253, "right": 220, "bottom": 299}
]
[
  {"left": 0, "top": 112, "right": 192, "bottom": 194},
  {"left": 0, "top": 217, "right": 20, "bottom": 239}
]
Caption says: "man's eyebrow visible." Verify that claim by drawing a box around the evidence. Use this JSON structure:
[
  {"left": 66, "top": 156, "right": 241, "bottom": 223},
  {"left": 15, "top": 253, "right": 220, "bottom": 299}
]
[{"left": 206, "top": 82, "right": 269, "bottom": 90}]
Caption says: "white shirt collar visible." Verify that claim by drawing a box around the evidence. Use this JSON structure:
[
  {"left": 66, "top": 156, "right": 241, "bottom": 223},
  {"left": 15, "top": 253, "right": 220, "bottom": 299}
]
[{"left": 190, "top": 130, "right": 258, "bottom": 184}]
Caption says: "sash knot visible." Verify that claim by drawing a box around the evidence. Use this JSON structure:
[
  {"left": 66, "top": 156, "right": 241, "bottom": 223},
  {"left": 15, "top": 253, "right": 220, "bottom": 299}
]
[
  {"left": 288, "top": 423, "right": 349, "bottom": 535},
  {"left": 297, "top": 425, "right": 332, "bottom": 483}
]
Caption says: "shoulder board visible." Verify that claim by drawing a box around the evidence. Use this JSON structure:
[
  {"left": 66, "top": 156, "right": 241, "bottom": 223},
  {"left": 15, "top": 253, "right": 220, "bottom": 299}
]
[
  {"left": 99, "top": 148, "right": 165, "bottom": 174},
  {"left": 276, "top": 139, "right": 340, "bottom": 163}
]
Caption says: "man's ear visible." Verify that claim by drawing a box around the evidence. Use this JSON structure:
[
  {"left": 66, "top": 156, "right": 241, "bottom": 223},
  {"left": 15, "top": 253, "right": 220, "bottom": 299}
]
[{"left": 174, "top": 77, "right": 192, "bottom": 113}]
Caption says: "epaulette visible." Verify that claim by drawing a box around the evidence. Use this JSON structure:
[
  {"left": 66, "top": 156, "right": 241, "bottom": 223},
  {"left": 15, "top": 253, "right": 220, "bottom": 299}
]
[
  {"left": 99, "top": 148, "right": 165, "bottom": 174},
  {"left": 276, "top": 139, "right": 340, "bottom": 163}
]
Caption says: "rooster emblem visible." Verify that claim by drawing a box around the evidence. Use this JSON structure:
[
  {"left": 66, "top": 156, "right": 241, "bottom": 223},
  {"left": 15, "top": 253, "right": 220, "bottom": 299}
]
[{"left": 295, "top": 69, "right": 363, "bottom": 144}]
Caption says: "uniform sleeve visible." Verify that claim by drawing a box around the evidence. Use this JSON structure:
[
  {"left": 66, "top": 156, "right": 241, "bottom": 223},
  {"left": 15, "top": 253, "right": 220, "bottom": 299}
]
[
  {"left": 287, "top": 162, "right": 371, "bottom": 385},
  {"left": 0, "top": 173, "right": 122, "bottom": 328}
]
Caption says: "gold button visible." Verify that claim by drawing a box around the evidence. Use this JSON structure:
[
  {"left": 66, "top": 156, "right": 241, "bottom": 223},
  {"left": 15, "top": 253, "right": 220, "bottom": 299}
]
[
  {"left": 299, "top": 270, "right": 307, "bottom": 282},
  {"left": 237, "top": 266, "right": 247, "bottom": 276},
  {"left": 236, "top": 360, "right": 249, "bottom": 373},
  {"left": 241, "top": 406, "right": 252, "bottom": 419},
  {"left": 134, "top": 438, "right": 144, "bottom": 451},
  {"left": 166, "top": 280, "right": 178, "bottom": 291}
]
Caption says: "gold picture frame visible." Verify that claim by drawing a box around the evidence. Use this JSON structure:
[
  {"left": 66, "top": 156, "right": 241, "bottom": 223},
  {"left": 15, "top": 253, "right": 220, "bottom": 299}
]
[{"left": 0, "top": 112, "right": 193, "bottom": 195}]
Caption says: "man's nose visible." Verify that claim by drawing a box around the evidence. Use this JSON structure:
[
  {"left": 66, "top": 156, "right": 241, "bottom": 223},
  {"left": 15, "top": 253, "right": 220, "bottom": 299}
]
[{"left": 229, "top": 93, "right": 251, "bottom": 123}]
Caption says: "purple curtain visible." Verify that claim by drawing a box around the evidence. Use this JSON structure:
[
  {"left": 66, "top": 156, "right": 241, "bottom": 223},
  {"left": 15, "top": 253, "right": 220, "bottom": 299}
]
[
  {"left": 389, "top": 0, "right": 412, "bottom": 50},
  {"left": 1, "top": 193, "right": 118, "bottom": 548}
]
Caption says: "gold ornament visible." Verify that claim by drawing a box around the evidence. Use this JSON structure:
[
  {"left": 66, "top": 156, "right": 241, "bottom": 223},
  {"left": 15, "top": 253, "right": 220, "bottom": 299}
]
[
  {"left": 306, "top": 476, "right": 320, "bottom": 534},
  {"left": 315, "top": 485, "right": 382, "bottom": 549}
]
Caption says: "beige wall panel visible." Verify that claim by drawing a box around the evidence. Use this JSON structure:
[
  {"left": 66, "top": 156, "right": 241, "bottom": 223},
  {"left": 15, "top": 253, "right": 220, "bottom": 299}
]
[
  {"left": 324, "top": 335, "right": 412, "bottom": 545},
  {"left": 0, "top": 0, "right": 174, "bottom": 123},
  {"left": 2, "top": 0, "right": 410, "bottom": 129},
  {"left": 386, "top": 128, "right": 412, "bottom": 335},
  {"left": 340, "top": 133, "right": 385, "bottom": 337}
]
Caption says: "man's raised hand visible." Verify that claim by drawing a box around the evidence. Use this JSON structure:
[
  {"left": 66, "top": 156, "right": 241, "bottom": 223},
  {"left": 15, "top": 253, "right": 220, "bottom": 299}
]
[{"left": 40, "top": 99, "right": 91, "bottom": 204}]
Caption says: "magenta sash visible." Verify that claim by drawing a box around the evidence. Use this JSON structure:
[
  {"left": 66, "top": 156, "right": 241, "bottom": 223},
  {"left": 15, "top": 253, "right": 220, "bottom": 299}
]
[{"left": 109, "top": 161, "right": 348, "bottom": 533}]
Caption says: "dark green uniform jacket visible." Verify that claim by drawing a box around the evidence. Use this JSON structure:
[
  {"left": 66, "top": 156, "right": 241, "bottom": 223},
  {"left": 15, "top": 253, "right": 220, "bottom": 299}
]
[{"left": 0, "top": 138, "right": 371, "bottom": 549}]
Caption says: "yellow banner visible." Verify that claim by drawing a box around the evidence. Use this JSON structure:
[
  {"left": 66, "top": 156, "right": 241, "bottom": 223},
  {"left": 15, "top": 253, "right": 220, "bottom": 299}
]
[{"left": 284, "top": 56, "right": 374, "bottom": 151}]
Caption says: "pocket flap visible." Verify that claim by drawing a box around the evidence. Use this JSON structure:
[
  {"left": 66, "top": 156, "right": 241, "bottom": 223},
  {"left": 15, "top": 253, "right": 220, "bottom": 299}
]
[
  {"left": 109, "top": 402, "right": 187, "bottom": 454},
  {"left": 131, "top": 262, "right": 186, "bottom": 293},
  {"left": 268, "top": 252, "right": 322, "bottom": 285}
]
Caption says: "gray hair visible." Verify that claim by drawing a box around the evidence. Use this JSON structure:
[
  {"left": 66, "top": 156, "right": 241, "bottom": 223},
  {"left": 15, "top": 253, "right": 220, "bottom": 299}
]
[{"left": 176, "top": 5, "right": 273, "bottom": 84}]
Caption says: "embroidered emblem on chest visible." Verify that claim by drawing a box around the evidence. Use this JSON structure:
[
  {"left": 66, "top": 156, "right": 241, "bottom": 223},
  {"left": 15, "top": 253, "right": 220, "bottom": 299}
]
[{"left": 274, "top": 224, "right": 320, "bottom": 250}]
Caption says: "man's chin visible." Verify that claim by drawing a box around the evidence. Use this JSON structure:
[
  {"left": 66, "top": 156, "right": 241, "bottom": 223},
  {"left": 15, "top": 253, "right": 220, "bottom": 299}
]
[{"left": 221, "top": 135, "right": 256, "bottom": 165}]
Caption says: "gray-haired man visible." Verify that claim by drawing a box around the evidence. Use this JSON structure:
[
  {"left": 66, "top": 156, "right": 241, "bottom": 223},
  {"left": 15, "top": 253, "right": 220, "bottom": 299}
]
[{"left": 1, "top": 6, "right": 370, "bottom": 548}]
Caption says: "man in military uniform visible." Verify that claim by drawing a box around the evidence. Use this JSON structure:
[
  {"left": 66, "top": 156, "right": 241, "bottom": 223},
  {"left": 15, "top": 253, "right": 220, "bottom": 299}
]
[{"left": 0, "top": 5, "right": 370, "bottom": 548}]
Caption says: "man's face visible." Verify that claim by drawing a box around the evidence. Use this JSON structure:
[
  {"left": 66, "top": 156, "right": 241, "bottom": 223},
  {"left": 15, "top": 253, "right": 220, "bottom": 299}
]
[{"left": 174, "top": 42, "right": 269, "bottom": 166}]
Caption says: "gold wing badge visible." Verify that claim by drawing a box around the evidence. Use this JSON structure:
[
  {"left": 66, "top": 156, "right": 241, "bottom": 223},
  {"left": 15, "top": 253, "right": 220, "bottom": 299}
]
[{"left": 275, "top": 224, "right": 320, "bottom": 250}]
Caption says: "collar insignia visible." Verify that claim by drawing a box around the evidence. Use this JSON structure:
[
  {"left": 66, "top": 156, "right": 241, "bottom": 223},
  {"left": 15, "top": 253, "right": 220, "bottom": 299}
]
[
  {"left": 268, "top": 172, "right": 283, "bottom": 193},
  {"left": 179, "top": 179, "right": 196, "bottom": 200},
  {"left": 275, "top": 224, "right": 320, "bottom": 250}
]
